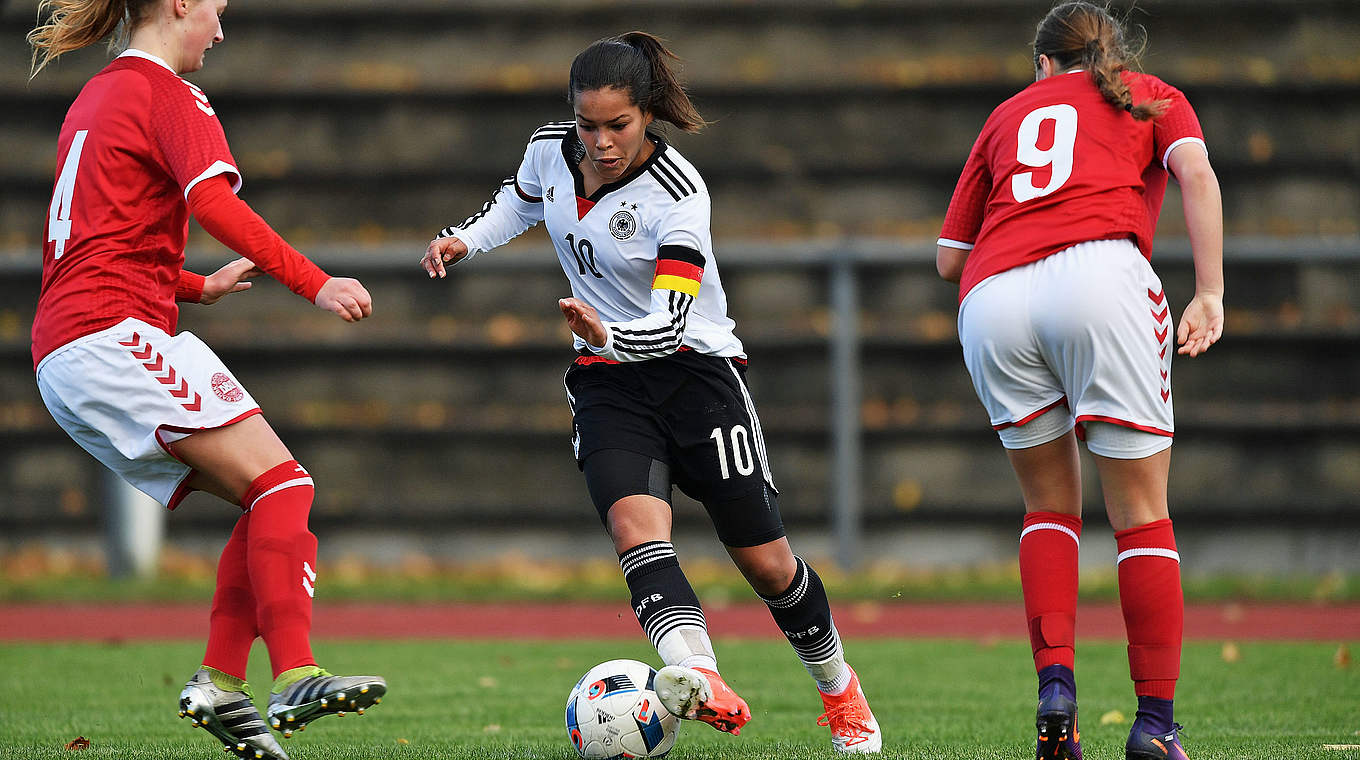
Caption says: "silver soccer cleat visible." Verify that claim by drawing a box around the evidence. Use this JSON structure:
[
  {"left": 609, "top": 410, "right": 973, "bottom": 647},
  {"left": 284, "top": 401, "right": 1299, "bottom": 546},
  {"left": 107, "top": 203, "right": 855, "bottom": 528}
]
[
  {"left": 179, "top": 668, "right": 289, "bottom": 760},
  {"left": 265, "top": 671, "right": 386, "bottom": 738}
]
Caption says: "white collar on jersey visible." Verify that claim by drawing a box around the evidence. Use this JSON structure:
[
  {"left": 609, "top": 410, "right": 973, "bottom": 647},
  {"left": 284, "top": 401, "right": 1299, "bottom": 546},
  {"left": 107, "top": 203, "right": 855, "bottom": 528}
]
[{"left": 117, "top": 48, "right": 176, "bottom": 74}]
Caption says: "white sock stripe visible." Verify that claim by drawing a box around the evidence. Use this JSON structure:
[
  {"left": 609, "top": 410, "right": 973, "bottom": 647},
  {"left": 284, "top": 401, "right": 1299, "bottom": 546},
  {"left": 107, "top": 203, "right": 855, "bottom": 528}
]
[
  {"left": 647, "top": 612, "right": 708, "bottom": 646},
  {"left": 1116, "top": 547, "right": 1181, "bottom": 564},
  {"left": 790, "top": 624, "right": 844, "bottom": 664},
  {"left": 645, "top": 605, "right": 706, "bottom": 627},
  {"left": 792, "top": 635, "right": 842, "bottom": 659},
  {"left": 246, "top": 477, "right": 314, "bottom": 511},
  {"left": 620, "top": 544, "right": 677, "bottom": 575},
  {"left": 763, "top": 558, "right": 811, "bottom": 609},
  {"left": 1020, "top": 522, "right": 1080, "bottom": 546}
]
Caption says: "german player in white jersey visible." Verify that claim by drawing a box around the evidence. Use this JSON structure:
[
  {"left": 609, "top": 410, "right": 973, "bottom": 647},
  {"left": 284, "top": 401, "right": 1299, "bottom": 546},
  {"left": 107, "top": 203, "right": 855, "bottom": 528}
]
[
  {"left": 936, "top": 4, "right": 1223, "bottom": 760},
  {"left": 28, "top": 2, "right": 384, "bottom": 758},
  {"left": 423, "top": 31, "right": 881, "bottom": 753}
]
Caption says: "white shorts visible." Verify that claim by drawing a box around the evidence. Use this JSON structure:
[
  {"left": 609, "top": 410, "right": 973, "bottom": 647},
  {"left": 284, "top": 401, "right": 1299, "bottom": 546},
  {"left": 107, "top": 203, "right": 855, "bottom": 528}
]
[
  {"left": 958, "top": 238, "right": 1175, "bottom": 459},
  {"left": 35, "top": 318, "right": 262, "bottom": 509}
]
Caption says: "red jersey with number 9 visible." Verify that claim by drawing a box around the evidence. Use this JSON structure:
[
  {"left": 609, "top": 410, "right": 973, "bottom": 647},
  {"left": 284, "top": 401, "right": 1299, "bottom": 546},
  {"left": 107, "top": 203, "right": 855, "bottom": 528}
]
[
  {"left": 938, "top": 69, "right": 1205, "bottom": 300},
  {"left": 31, "top": 51, "right": 242, "bottom": 367}
]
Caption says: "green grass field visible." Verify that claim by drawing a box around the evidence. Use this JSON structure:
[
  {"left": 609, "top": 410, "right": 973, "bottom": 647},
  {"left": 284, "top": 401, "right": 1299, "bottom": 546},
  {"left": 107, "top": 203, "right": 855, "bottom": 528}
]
[{"left": 1, "top": 638, "right": 1357, "bottom": 760}]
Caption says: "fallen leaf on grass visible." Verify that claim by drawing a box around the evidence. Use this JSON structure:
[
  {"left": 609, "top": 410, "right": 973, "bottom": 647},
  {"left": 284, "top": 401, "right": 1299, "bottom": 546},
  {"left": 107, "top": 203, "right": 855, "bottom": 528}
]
[
  {"left": 1100, "top": 710, "right": 1126, "bottom": 726},
  {"left": 1221, "top": 641, "right": 1241, "bottom": 663},
  {"left": 1334, "top": 644, "right": 1351, "bottom": 669},
  {"left": 64, "top": 737, "right": 90, "bottom": 750}
]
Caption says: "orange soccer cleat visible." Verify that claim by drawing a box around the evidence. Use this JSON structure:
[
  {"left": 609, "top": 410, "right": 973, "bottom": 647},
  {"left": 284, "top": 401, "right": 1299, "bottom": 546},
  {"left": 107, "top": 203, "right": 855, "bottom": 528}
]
[
  {"left": 653, "top": 665, "right": 752, "bottom": 735},
  {"left": 817, "top": 666, "right": 882, "bottom": 753}
]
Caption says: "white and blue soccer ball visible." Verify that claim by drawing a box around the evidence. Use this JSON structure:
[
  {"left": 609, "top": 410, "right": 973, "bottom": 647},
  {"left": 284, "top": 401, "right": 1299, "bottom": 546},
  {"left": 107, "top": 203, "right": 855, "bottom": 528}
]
[{"left": 565, "top": 659, "right": 678, "bottom": 759}]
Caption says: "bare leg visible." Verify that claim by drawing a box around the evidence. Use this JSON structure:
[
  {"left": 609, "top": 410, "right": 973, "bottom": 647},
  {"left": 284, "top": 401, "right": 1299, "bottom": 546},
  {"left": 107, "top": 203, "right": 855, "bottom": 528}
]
[
  {"left": 1006, "top": 430, "right": 1083, "bottom": 517},
  {"left": 1091, "top": 448, "right": 1170, "bottom": 531},
  {"left": 170, "top": 414, "right": 293, "bottom": 504},
  {"left": 606, "top": 494, "right": 672, "bottom": 551},
  {"left": 726, "top": 537, "right": 797, "bottom": 597}
]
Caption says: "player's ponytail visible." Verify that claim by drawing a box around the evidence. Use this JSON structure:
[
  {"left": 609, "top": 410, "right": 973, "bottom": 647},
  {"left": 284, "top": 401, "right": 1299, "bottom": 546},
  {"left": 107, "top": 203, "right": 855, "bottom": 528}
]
[
  {"left": 1032, "top": 1, "right": 1167, "bottom": 122},
  {"left": 27, "top": 0, "right": 156, "bottom": 78},
  {"left": 569, "top": 31, "right": 707, "bottom": 134}
]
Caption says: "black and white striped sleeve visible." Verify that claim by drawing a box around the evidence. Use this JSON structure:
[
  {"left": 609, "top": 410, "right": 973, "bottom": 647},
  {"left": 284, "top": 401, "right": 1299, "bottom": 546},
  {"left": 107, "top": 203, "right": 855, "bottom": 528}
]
[
  {"left": 433, "top": 137, "right": 547, "bottom": 260},
  {"left": 587, "top": 245, "right": 704, "bottom": 362}
]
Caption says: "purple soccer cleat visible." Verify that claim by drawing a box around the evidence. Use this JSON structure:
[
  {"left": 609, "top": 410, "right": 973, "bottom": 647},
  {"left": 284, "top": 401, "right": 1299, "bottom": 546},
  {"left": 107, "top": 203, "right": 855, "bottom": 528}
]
[
  {"left": 1126, "top": 722, "right": 1189, "bottom": 760},
  {"left": 1035, "top": 684, "right": 1081, "bottom": 760}
]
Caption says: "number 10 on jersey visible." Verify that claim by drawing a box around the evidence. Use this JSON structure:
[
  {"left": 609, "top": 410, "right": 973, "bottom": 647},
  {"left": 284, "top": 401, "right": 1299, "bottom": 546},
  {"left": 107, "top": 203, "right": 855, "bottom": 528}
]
[{"left": 710, "top": 425, "right": 755, "bottom": 479}]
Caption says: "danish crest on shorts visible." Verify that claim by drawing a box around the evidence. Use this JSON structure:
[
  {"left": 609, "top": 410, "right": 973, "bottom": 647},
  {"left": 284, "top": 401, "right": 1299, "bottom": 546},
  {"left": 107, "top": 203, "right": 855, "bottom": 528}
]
[
  {"left": 211, "top": 372, "right": 244, "bottom": 403},
  {"left": 610, "top": 207, "right": 638, "bottom": 240}
]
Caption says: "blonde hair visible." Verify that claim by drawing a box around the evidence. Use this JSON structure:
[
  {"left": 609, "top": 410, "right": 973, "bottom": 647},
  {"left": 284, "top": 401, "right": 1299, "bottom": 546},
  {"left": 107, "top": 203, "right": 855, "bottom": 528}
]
[
  {"left": 1033, "top": 1, "right": 1168, "bottom": 121},
  {"left": 27, "top": 0, "right": 157, "bottom": 78}
]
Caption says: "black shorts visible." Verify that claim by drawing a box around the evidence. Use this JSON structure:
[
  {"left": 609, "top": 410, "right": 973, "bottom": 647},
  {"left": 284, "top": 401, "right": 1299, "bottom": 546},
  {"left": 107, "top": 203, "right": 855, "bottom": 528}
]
[{"left": 564, "top": 350, "right": 784, "bottom": 548}]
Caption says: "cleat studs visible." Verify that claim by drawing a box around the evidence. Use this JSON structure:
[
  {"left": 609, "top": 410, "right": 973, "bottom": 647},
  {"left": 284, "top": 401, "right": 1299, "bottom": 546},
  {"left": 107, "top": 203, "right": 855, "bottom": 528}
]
[
  {"left": 269, "top": 717, "right": 280, "bottom": 729},
  {"left": 337, "top": 692, "right": 347, "bottom": 700},
  {"left": 356, "top": 707, "right": 365, "bottom": 715},
  {"left": 337, "top": 711, "right": 345, "bottom": 717},
  {"left": 236, "top": 742, "right": 246, "bottom": 751},
  {"left": 319, "top": 699, "right": 328, "bottom": 708},
  {"left": 282, "top": 730, "right": 293, "bottom": 739},
  {"left": 360, "top": 686, "right": 369, "bottom": 694},
  {"left": 374, "top": 697, "right": 382, "bottom": 704}
]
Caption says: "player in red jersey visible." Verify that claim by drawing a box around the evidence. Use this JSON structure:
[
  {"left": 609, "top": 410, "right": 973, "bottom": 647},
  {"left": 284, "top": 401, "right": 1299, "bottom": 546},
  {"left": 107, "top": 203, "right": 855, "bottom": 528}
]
[
  {"left": 936, "top": 4, "right": 1222, "bottom": 760},
  {"left": 28, "top": 1, "right": 382, "bottom": 758}
]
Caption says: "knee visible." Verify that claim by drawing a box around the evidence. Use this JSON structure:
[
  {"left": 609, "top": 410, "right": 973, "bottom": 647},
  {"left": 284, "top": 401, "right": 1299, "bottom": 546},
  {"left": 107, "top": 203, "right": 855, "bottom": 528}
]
[{"left": 740, "top": 553, "right": 797, "bottom": 597}]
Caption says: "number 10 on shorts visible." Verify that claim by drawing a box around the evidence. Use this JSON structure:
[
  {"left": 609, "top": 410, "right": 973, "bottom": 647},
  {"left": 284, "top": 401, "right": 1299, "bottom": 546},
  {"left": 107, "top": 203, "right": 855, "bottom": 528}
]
[{"left": 710, "top": 425, "right": 755, "bottom": 479}]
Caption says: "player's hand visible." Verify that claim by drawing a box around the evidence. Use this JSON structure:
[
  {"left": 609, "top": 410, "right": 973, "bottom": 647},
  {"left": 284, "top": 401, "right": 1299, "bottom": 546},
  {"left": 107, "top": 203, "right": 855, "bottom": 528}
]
[
  {"left": 422, "top": 237, "right": 469, "bottom": 279},
  {"left": 1176, "top": 291, "right": 1223, "bottom": 357},
  {"left": 315, "top": 277, "right": 373, "bottom": 322},
  {"left": 200, "top": 258, "right": 262, "bottom": 305},
  {"left": 559, "top": 297, "right": 608, "bottom": 349}
]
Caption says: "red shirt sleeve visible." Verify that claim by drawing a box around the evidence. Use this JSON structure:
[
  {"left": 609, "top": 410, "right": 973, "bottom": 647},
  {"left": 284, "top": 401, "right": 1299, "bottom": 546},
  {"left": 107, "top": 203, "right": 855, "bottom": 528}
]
[
  {"left": 175, "top": 270, "right": 205, "bottom": 303},
  {"left": 1146, "top": 77, "right": 1206, "bottom": 168},
  {"left": 147, "top": 74, "right": 241, "bottom": 197},
  {"left": 187, "top": 176, "right": 330, "bottom": 302},
  {"left": 938, "top": 133, "right": 993, "bottom": 247}
]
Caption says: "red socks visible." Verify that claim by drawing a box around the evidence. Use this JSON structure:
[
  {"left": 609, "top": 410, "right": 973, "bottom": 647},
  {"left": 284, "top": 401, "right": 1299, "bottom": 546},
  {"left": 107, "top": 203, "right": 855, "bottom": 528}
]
[
  {"left": 1115, "top": 518, "right": 1183, "bottom": 700},
  {"left": 1019, "top": 511, "right": 1082, "bottom": 673},
  {"left": 203, "top": 511, "right": 257, "bottom": 679},
  {"left": 241, "top": 460, "right": 319, "bottom": 678}
]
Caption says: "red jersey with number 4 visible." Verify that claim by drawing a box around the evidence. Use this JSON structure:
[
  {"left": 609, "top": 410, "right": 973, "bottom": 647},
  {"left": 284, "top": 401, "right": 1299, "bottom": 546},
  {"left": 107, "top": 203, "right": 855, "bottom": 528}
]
[
  {"left": 31, "top": 51, "right": 242, "bottom": 367},
  {"left": 938, "top": 69, "right": 1205, "bottom": 300}
]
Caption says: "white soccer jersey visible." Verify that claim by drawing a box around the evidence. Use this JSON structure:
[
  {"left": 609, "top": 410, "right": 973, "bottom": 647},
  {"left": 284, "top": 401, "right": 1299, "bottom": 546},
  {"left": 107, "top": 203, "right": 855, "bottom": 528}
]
[{"left": 438, "top": 122, "right": 744, "bottom": 361}]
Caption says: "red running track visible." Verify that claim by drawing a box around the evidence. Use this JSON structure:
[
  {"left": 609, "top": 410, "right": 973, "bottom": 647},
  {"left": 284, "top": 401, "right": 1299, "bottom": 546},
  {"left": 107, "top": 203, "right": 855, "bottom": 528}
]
[{"left": 1, "top": 601, "right": 1356, "bottom": 641}]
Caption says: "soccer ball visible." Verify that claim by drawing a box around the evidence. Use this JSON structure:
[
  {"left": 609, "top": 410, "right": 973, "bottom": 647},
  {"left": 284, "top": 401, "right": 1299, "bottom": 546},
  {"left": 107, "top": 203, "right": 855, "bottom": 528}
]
[{"left": 565, "top": 659, "right": 678, "bottom": 759}]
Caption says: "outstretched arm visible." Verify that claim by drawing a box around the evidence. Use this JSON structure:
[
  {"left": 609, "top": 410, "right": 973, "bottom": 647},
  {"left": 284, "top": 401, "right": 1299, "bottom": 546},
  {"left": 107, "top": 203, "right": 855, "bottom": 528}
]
[
  {"left": 1168, "top": 142, "right": 1224, "bottom": 357},
  {"left": 187, "top": 175, "right": 372, "bottom": 322}
]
